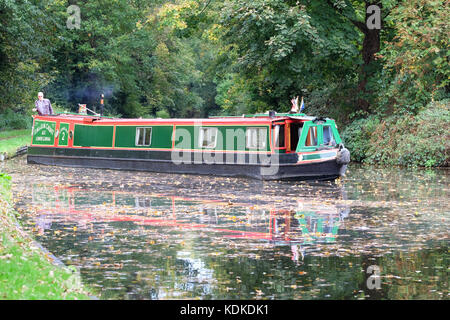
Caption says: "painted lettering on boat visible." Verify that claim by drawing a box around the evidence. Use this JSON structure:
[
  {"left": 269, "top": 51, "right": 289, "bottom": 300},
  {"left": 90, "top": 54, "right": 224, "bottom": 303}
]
[
  {"left": 32, "top": 120, "right": 56, "bottom": 145},
  {"left": 34, "top": 122, "right": 55, "bottom": 136}
]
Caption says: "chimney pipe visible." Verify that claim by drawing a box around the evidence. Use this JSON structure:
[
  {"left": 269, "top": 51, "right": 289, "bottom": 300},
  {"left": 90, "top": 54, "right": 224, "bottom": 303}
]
[{"left": 100, "top": 94, "right": 104, "bottom": 117}]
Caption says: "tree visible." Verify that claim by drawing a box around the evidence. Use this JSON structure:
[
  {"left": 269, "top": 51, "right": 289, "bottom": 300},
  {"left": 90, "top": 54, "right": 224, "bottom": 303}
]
[
  {"left": 44, "top": 0, "right": 157, "bottom": 117},
  {"left": 218, "top": 0, "right": 363, "bottom": 117},
  {"left": 0, "top": 0, "right": 56, "bottom": 113},
  {"left": 142, "top": 0, "right": 220, "bottom": 118},
  {"left": 377, "top": 0, "right": 449, "bottom": 113}
]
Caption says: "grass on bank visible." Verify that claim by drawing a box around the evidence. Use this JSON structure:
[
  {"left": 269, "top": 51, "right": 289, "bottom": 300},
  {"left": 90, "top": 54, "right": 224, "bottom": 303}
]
[
  {"left": 0, "top": 129, "right": 31, "bottom": 158},
  {"left": 0, "top": 172, "right": 94, "bottom": 299}
]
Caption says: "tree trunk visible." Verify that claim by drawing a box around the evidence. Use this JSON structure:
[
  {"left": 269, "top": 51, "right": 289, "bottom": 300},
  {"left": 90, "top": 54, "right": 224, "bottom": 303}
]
[
  {"left": 358, "top": 24, "right": 380, "bottom": 111},
  {"left": 330, "top": 0, "right": 382, "bottom": 112}
]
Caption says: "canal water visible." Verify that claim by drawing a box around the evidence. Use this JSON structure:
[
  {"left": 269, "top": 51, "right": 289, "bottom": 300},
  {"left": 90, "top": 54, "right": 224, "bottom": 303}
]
[{"left": 2, "top": 156, "right": 449, "bottom": 299}]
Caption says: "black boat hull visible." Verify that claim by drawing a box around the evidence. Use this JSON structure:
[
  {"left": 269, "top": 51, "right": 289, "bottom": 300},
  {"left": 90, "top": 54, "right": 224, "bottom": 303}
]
[{"left": 27, "top": 147, "right": 346, "bottom": 181}]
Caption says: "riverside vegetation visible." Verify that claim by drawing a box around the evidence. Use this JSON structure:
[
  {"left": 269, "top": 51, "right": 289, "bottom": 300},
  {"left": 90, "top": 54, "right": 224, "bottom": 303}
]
[{"left": 0, "top": 172, "right": 94, "bottom": 299}]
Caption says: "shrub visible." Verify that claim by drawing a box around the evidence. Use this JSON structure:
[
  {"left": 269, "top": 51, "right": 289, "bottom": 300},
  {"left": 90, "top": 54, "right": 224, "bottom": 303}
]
[
  {"left": 0, "top": 109, "right": 32, "bottom": 130},
  {"left": 341, "top": 115, "right": 380, "bottom": 162},
  {"left": 156, "top": 109, "right": 170, "bottom": 119},
  {"left": 342, "top": 100, "right": 449, "bottom": 167}
]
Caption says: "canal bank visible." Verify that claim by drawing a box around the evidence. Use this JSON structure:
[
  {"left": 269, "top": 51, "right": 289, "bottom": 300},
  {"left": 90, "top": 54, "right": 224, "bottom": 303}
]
[
  {"left": 0, "top": 129, "right": 30, "bottom": 160},
  {"left": 0, "top": 171, "right": 94, "bottom": 299}
]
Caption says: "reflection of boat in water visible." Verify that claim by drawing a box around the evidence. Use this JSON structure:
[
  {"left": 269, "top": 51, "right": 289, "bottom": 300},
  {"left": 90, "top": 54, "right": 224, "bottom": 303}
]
[{"left": 27, "top": 184, "right": 350, "bottom": 249}]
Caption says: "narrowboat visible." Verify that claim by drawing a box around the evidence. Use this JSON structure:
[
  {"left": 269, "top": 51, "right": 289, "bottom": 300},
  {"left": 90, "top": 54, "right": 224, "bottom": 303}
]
[{"left": 27, "top": 111, "right": 350, "bottom": 180}]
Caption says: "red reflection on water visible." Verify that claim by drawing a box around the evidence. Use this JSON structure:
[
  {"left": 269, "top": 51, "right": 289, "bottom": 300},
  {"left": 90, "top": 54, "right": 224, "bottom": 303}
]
[{"left": 31, "top": 185, "right": 347, "bottom": 245}]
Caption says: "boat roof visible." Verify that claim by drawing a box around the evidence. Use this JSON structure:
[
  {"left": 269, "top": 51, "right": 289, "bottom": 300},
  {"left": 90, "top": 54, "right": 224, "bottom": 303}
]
[{"left": 34, "top": 112, "right": 318, "bottom": 125}]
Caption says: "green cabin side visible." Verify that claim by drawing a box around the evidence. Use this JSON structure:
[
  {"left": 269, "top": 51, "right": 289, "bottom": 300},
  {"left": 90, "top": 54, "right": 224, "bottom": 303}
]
[
  {"left": 271, "top": 119, "right": 342, "bottom": 154},
  {"left": 114, "top": 125, "right": 173, "bottom": 149},
  {"left": 173, "top": 125, "right": 271, "bottom": 152},
  {"left": 295, "top": 119, "right": 342, "bottom": 152},
  {"left": 73, "top": 124, "right": 114, "bottom": 148},
  {"left": 31, "top": 115, "right": 343, "bottom": 155},
  {"left": 68, "top": 123, "right": 273, "bottom": 152}
]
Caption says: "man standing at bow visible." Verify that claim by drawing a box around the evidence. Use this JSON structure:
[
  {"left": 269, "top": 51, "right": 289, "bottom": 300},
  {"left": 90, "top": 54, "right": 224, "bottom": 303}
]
[{"left": 33, "top": 92, "right": 54, "bottom": 116}]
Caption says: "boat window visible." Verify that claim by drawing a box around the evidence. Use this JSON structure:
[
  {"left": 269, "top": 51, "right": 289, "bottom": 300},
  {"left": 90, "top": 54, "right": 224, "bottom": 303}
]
[
  {"left": 246, "top": 127, "right": 267, "bottom": 149},
  {"left": 305, "top": 126, "right": 318, "bottom": 146},
  {"left": 322, "top": 125, "right": 336, "bottom": 146},
  {"left": 273, "top": 125, "right": 285, "bottom": 148},
  {"left": 199, "top": 127, "right": 218, "bottom": 149},
  {"left": 136, "top": 127, "right": 152, "bottom": 146}
]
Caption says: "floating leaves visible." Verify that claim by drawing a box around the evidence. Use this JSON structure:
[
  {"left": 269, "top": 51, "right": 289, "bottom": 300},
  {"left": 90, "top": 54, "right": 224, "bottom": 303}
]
[{"left": 2, "top": 157, "right": 449, "bottom": 299}]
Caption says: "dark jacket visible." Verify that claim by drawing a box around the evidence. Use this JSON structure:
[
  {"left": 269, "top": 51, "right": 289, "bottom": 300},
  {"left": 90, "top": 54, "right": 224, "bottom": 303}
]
[{"left": 35, "top": 99, "right": 54, "bottom": 116}]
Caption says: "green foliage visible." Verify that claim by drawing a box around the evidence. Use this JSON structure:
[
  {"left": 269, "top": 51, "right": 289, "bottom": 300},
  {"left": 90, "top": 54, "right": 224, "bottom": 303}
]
[
  {"left": 156, "top": 109, "right": 170, "bottom": 119},
  {"left": 0, "top": 172, "right": 12, "bottom": 197},
  {"left": 0, "top": 0, "right": 56, "bottom": 112},
  {"left": 342, "top": 115, "right": 381, "bottom": 162},
  {"left": 343, "top": 100, "right": 450, "bottom": 167},
  {"left": 376, "top": 0, "right": 450, "bottom": 114},
  {"left": 0, "top": 173, "right": 11, "bottom": 181},
  {"left": 0, "top": 110, "right": 33, "bottom": 130},
  {"left": 0, "top": 129, "right": 31, "bottom": 157},
  {"left": 214, "top": 73, "right": 270, "bottom": 115},
  {"left": 43, "top": 0, "right": 155, "bottom": 117},
  {"left": 218, "top": 0, "right": 361, "bottom": 113},
  {"left": 37, "top": 0, "right": 221, "bottom": 118}
]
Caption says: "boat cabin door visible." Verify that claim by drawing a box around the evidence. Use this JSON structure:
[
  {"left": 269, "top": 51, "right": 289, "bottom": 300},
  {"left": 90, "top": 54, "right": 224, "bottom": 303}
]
[
  {"left": 57, "top": 122, "right": 70, "bottom": 147},
  {"left": 285, "top": 120, "right": 303, "bottom": 153},
  {"left": 273, "top": 120, "right": 311, "bottom": 153}
]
